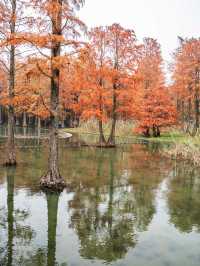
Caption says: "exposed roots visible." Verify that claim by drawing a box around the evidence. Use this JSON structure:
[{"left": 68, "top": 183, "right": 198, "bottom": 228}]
[
  {"left": 40, "top": 171, "right": 65, "bottom": 193},
  {"left": 3, "top": 154, "right": 17, "bottom": 167}
]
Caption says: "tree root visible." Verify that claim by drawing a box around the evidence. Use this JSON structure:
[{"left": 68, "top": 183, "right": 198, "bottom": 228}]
[
  {"left": 40, "top": 171, "right": 65, "bottom": 192},
  {"left": 3, "top": 157, "right": 17, "bottom": 167}
]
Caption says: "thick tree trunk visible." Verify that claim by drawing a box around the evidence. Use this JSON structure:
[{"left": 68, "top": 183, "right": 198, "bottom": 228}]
[
  {"left": 40, "top": 0, "right": 65, "bottom": 191},
  {"left": 5, "top": 0, "right": 16, "bottom": 166},
  {"left": 5, "top": 107, "right": 16, "bottom": 166},
  {"left": 107, "top": 117, "right": 117, "bottom": 146}
]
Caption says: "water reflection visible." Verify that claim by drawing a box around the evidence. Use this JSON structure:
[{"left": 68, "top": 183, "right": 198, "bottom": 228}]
[
  {"left": 168, "top": 160, "right": 200, "bottom": 233},
  {"left": 69, "top": 150, "right": 137, "bottom": 262},
  {"left": 0, "top": 169, "right": 36, "bottom": 266},
  {"left": 7, "top": 169, "right": 14, "bottom": 266},
  {"left": 46, "top": 193, "right": 59, "bottom": 266},
  {"left": 0, "top": 141, "right": 200, "bottom": 265}
]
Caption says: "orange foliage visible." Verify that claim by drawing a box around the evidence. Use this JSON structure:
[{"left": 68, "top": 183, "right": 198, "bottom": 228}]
[{"left": 134, "top": 38, "right": 177, "bottom": 136}]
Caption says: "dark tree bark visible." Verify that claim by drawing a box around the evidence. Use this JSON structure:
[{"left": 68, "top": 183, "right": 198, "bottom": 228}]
[
  {"left": 5, "top": 0, "right": 17, "bottom": 166},
  {"left": 156, "top": 126, "right": 160, "bottom": 137},
  {"left": 40, "top": 0, "right": 65, "bottom": 191},
  {"left": 152, "top": 125, "right": 157, "bottom": 137},
  {"left": 143, "top": 128, "right": 150, "bottom": 138},
  {"left": 152, "top": 125, "right": 161, "bottom": 137}
]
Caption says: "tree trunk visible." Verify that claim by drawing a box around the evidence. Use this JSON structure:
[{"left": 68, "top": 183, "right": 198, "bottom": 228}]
[
  {"left": 195, "top": 68, "right": 200, "bottom": 130},
  {"left": 98, "top": 120, "right": 106, "bottom": 146},
  {"left": 152, "top": 125, "right": 160, "bottom": 137},
  {"left": 195, "top": 96, "right": 199, "bottom": 130},
  {"left": 156, "top": 126, "right": 161, "bottom": 137},
  {"left": 5, "top": 0, "right": 16, "bottom": 166},
  {"left": 40, "top": 0, "right": 65, "bottom": 191},
  {"left": 152, "top": 125, "right": 157, "bottom": 137},
  {"left": 98, "top": 78, "right": 106, "bottom": 146},
  {"left": 143, "top": 128, "right": 150, "bottom": 137},
  {"left": 23, "top": 112, "right": 27, "bottom": 127},
  {"left": 107, "top": 83, "right": 117, "bottom": 146},
  {"left": 0, "top": 106, "right": 3, "bottom": 124},
  {"left": 107, "top": 30, "right": 119, "bottom": 147},
  {"left": 37, "top": 117, "right": 41, "bottom": 145}
]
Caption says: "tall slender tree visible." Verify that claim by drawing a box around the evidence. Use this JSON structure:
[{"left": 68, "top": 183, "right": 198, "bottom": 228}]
[
  {"left": 134, "top": 38, "right": 176, "bottom": 137},
  {"left": 0, "top": 0, "right": 18, "bottom": 165},
  {"left": 172, "top": 38, "right": 200, "bottom": 135},
  {"left": 25, "top": 0, "right": 86, "bottom": 190}
]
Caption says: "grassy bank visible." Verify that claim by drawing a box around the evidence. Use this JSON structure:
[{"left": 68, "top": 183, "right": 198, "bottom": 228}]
[
  {"left": 61, "top": 120, "right": 186, "bottom": 144},
  {"left": 61, "top": 120, "right": 200, "bottom": 164},
  {"left": 164, "top": 136, "right": 200, "bottom": 165}
]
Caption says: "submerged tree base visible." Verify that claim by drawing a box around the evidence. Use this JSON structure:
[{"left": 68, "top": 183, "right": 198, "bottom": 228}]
[
  {"left": 40, "top": 171, "right": 65, "bottom": 192},
  {"left": 80, "top": 143, "right": 116, "bottom": 148},
  {"left": 3, "top": 161, "right": 17, "bottom": 167},
  {"left": 96, "top": 143, "right": 116, "bottom": 148},
  {"left": 3, "top": 154, "right": 17, "bottom": 167}
]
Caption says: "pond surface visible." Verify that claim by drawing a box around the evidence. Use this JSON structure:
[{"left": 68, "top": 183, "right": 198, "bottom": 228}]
[{"left": 0, "top": 129, "right": 200, "bottom": 266}]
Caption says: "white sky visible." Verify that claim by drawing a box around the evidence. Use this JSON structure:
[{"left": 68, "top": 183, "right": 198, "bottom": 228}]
[{"left": 79, "top": 0, "right": 200, "bottom": 64}]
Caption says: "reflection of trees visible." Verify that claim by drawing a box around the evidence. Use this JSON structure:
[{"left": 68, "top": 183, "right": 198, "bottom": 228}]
[
  {"left": 13, "top": 193, "right": 61, "bottom": 266},
  {"left": 68, "top": 147, "right": 162, "bottom": 263},
  {"left": 127, "top": 144, "right": 169, "bottom": 231},
  {"left": 131, "top": 182, "right": 155, "bottom": 232},
  {"left": 0, "top": 169, "right": 35, "bottom": 266},
  {"left": 46, "top": 192, "right": 59, "bottom": 266},
  {"left": 7, "top": 169, "right": 14, "bottom": 266},
  {"left": 168, "top": 161, "right": 200, "bottom": 233},
  {"left": 19, "top": 193, "right": 61, "bottom": 266}
]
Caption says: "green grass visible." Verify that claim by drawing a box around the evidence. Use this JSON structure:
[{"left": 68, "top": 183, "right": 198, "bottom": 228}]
[
  {"left": 60, "top": 121, "right": 200, "bottom": 164},
  {"left": 163, "top": 134, "right": 200, "bottom": 165},
  {"left": 59, "top": 121, "right": 188, "bottom": 143}
]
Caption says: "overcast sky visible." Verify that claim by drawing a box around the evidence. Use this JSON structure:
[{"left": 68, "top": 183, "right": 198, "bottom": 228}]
[{"left": 79, "top": 0, "right": 200, "bottom": 63}]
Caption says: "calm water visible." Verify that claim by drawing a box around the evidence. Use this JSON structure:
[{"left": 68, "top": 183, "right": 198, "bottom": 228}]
[{"left": 0, "top": 129, "right": 200, "bottom": 266}]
